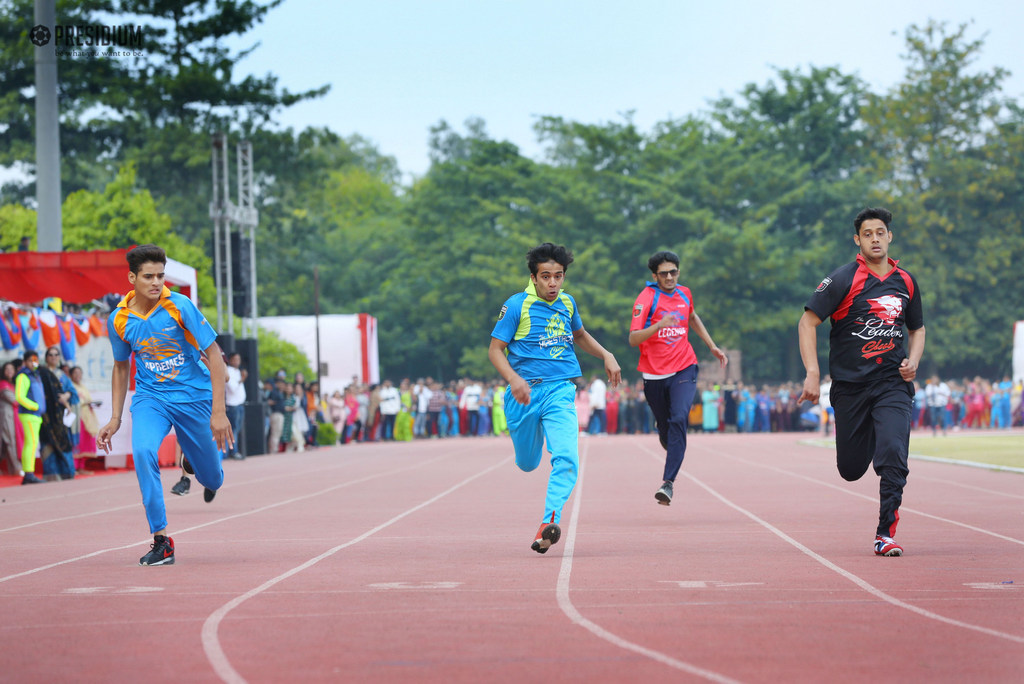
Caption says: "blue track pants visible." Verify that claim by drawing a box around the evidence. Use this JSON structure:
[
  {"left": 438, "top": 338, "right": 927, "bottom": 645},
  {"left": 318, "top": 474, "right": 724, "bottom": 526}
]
[
  {"left": 503, "top": 380, "right": 578, "bottom": 525},
  {"left": 131, "top": 394, "right": 224, "bottom": 533}
]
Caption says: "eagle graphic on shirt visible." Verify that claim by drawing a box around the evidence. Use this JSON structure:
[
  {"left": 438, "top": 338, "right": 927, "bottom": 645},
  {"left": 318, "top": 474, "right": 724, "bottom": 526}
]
[{"left": 136, "top": 331, "right": 186, "bottom": 382}]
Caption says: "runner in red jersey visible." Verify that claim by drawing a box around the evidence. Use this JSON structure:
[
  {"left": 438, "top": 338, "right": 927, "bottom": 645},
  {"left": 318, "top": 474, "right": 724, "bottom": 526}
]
[
  {"left": 629, "top": 251, "right": 728, "bottom": 506},
  {"left": 798, "top": 208, "right": 926, "bottom": 557}
]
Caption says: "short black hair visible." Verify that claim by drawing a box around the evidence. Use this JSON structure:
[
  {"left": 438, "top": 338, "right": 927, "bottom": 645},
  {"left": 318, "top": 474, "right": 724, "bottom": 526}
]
[
  {"left": 23, "top": 349, "right": 38, "bottom": 362},
  {"left": 854, "top": 208, "right": 893, "bottom": 233},
  {"left": 647, "top": 250, "right": 680, "bottom": 273},
  {"left": 527, "top": 243, "right": 574, "bottom": 275},
  {"left": 126, "top": 244, "right": 167, "bottom": 274}
]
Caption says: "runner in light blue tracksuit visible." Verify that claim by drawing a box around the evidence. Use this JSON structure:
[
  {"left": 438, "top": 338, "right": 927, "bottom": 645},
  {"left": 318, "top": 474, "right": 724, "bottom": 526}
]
[
  {"left": 489, "top": 242, "right": 621, "bottom": 554},
  {"left": 97, "top": 244, "right": 233, "bottom": 567}
]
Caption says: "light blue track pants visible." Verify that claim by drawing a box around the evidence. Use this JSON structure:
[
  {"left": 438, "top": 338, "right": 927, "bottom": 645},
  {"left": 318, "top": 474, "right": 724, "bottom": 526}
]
[
  {"left": 503, "top": 380, "right": 578, "bottom": 525},
  {"left": 131, "top": 395, "right": 224, "bottom": 533}
]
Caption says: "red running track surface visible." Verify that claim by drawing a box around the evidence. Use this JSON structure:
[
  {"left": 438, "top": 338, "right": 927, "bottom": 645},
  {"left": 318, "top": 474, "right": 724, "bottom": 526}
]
[{"left": 1, "top": 432, "right": 1022, "bottom": 682}]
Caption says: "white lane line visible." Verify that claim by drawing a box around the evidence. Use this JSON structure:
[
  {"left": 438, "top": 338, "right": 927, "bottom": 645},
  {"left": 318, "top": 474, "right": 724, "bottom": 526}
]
[
  {"left": 721, "top": 452, "right": 1024, "bottom": 547},
  {"left": 0, "top": 504, "right": 137, "bottom": 533},
  {"left": 555, "top": 441, "right": 742, "bottom": 683},
  {"left": 0, "top": 452, "right": 455, "bottom": 585},
  {"left": 911, "top": 475, "right": 1024, "bottom": 500},
  {"left": 910, "top": 453, "right": 1024, "bottom": 474},
  {"left": 0, "top": 451, "right": 385, "bottom": 529},
  {"left": 669, "top": 450, "right": 1024, "bottom": 645},
  {"left": 0, "top": 481, "right": 127, "bottom": 507},
  {"left": 201, "top": 456, "right": 512, "bottom": 684}
]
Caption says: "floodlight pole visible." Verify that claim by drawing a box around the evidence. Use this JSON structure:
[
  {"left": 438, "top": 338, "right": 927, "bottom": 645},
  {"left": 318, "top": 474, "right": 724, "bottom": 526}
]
[{"left": 34, "top": 0, "right": 62, "bottom": 252}]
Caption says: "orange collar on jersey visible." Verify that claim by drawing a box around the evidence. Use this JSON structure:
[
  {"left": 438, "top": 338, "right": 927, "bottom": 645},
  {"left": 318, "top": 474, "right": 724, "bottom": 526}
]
[{"left": 117, "top": 286, "right": 173, "bottom": 311}]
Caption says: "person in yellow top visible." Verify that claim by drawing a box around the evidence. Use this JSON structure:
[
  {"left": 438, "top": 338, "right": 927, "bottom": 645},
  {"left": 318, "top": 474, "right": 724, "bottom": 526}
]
[
  {"left": 14, "top": 350, "right": 45, "bottom": 484},
  {"left": 492, "top": 381, "right": 508, "bottom": 436}
]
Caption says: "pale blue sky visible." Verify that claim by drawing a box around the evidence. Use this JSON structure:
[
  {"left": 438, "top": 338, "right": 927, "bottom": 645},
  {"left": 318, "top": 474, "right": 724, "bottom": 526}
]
[{"left": 225, "top": 1, "right": 1024, "bottom": 180}]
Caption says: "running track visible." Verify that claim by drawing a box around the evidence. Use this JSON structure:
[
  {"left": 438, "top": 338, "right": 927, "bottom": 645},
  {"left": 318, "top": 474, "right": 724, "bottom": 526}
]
[{"left": 1, "top": 432, "right": 1022, "bottom": 682}]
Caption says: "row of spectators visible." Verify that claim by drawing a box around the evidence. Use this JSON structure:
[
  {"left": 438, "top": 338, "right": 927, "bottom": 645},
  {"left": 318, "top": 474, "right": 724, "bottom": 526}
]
[
  {"left": 917, "top": 375, "right": 1023, "bottom": 434},
  {"left": 1, "top": 347, "right": 101, "bottom": 484},
  {"left": 256, "top": 370, "right": 1024, "bottom": 453}
]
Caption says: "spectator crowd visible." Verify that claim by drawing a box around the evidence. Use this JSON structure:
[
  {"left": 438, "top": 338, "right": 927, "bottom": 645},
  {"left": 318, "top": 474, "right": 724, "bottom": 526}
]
[
  {"left": 255, "top": 371, "right": 1024, "bottom": 452},
  {"left": 5, "top": 355, "right": 1023, "bottom": 484}
]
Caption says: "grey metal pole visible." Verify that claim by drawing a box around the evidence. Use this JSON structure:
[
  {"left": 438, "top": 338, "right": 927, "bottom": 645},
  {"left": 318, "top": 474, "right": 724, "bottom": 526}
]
[
  {"left": 248, "top": 223, "right": 258, "bottom": 334},
  {"left": 211, "top": 134, "right": 224, "bottom": 332},
  {"left": 34, "top": 0, "right": 62, "bottom": 252}
]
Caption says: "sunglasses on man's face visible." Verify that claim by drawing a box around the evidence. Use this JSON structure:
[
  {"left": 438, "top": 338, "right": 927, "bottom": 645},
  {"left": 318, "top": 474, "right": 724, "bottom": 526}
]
[{"left": 656, "top": 269, "right": 679, "bottom": 278}]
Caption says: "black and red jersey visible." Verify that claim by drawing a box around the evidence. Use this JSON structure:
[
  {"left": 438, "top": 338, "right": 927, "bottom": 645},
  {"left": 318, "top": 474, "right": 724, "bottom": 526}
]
[{"left": 805, "top": 254, "right": 924, "bottom": 384}]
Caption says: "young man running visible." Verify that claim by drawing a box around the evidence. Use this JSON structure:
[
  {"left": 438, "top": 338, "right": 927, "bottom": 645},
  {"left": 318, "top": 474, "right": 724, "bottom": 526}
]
[
  {"left": 798, "top": 208, "right": 925, "bottom": 556},
  {"left": 629, "top": 250, "right": 727, "bottom": 506},
  {"left": 97, "top": 244, "right": 233, "bottom": 566},
  {"left": 489, "top": 243, "right": 621, "bottom": 554}
]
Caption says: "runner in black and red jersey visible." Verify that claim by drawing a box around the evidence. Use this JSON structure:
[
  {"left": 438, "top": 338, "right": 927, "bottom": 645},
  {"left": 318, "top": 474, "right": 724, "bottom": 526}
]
[
  {"left": 629, "top": 250, "right": 727, "bottom": 507},
  {"left": 798, "top": 208, "right": 926, "bottom": 557}
]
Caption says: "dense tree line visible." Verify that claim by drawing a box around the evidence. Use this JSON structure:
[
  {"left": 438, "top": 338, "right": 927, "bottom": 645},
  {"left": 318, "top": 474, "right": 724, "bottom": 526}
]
[{"left": 1, "top": 7, "right": 1020, "bottom": 383}]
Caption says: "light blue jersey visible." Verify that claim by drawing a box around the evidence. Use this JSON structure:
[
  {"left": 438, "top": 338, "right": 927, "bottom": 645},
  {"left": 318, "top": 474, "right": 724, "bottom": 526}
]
[
  {"left": 491, "top": 281, "right": 583, "bottom": 382},
  {"left": 108, "top": 287, "right": 218, "bottom": 402}
]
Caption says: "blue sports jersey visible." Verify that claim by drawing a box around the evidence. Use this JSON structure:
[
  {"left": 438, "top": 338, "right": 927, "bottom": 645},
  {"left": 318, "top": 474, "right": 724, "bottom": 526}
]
[
  {"left": 491, "top": 281, "right": 584, "bottom": 382},
  {"left": 107, "top": 287, "right": 218, "bottom": 402}
]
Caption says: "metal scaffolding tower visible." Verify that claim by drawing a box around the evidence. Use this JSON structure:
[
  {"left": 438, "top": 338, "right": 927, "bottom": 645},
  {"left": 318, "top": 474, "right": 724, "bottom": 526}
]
[
  {"left": 236, "top": 140, "right": 260, "bottom": 338},
  {"left": 210, "top": 133, "right": 232, "bottom": 334},
  {"left": 210, "top": 134, "right": 259, "bottom": 336}
]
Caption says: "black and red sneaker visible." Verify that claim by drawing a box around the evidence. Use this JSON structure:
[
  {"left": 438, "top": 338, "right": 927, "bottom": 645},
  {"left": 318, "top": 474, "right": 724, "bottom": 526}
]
[
  {"left": 531, "top": 514, "right": 561, "bottom": 554},
  {"left": 139, "top": 535, "right": 175, "bottom": 566}
]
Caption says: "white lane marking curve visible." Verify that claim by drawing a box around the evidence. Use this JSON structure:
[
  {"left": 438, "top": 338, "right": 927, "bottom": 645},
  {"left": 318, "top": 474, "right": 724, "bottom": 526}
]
[
  {"left": 556, "top": 442, "right": 742, "bottom": 684},
  {"left": 201, "top": 456, "right": 511, "bottom": 684}
]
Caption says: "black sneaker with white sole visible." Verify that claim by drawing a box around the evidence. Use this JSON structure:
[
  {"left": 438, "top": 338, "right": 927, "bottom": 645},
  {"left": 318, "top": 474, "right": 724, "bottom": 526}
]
[
  {"left": 655, "top": 480, "right": 673, "bottom": 506},
  {"left": 139, "top": 535, "right": 175, "bottom": 566},
  {"left": 170, "top": 476, "right": 190, "bottom": 496}
]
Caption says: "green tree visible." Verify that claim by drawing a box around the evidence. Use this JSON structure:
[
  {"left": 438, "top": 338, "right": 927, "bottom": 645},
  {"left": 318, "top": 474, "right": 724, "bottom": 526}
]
[
  {"left": 0, "top": 0, "right": 328, "bottom": 241},
  {"left": 1, "top": 163, "right": 215, "bottom": 300},
  {"left": 863, "top": 22, "right": 1023, "bottom": 378}
]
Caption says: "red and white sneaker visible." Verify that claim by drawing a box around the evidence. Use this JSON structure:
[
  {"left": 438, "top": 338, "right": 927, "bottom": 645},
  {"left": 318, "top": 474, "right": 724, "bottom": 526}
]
[
  {"left": 531, "top": 515, "right": 561, "bottom": 554},
  {"left": 874, "top": 535, "right": 903, "bottom": 557}
]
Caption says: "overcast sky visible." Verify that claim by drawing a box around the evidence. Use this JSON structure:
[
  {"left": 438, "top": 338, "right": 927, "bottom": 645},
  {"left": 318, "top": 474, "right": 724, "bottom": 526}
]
[{"left": 223, "top": 0, "right": 1024, "bottom": 181}]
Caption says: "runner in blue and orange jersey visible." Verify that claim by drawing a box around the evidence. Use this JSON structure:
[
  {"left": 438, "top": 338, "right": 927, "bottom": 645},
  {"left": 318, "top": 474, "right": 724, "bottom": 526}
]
[
  {"left": 798, "top": 207, "right": 925, "bottom": 557},
  {"left": 96, "top": 244, "right": 233, "bottom": 566},
  {"left": 629, "top": 250, "right": 727, "bottom": 506},
  {"left": 489, "top": 243, "right": 621, "bottom": 554}
]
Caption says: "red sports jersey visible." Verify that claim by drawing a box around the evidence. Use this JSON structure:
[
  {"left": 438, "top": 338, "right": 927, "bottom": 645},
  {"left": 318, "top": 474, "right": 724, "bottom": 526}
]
[{"left": 630, "top": 283, "right": 698, "bottom": 375}]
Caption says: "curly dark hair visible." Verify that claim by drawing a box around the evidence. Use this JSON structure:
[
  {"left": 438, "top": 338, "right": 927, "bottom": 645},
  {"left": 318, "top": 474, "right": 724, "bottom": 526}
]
[
  {"left": 647, "top": 250, "right": 680, "bottom": 273},
  {"left": 526, "top": 243, "right": 574, "bottom": 275}
]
